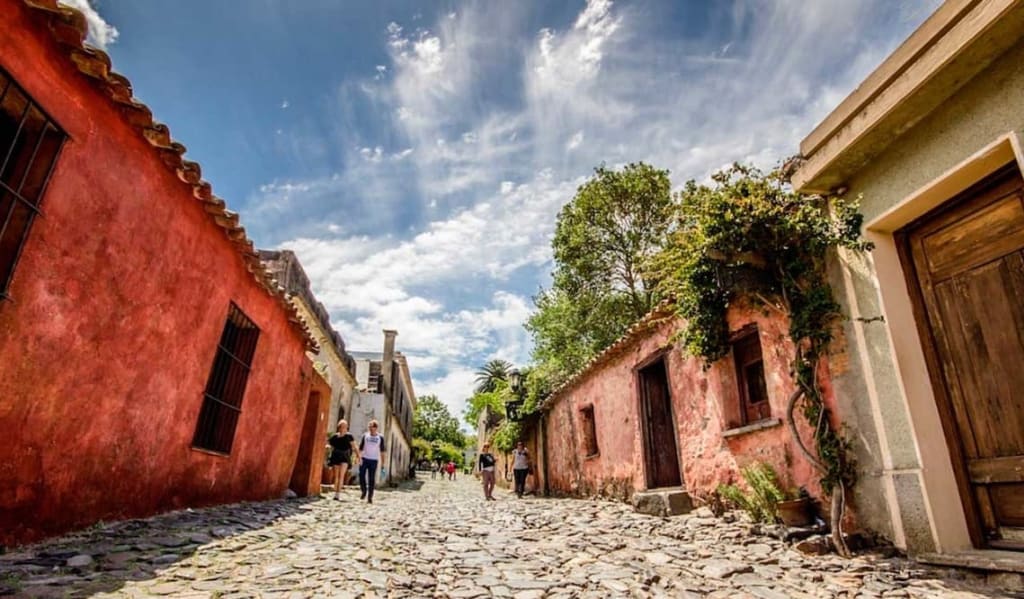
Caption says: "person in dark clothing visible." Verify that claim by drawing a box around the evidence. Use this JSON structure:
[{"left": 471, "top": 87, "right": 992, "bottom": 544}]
[
  {"left": 512, "top": 441, "right": 531, "bottom": 498},
  {"left": 328, "top": 420, "right": 360, "bottom": 500},
  {"left": 358, "top": 420, "right": 386, "bottom": 504},
  {"left": 477, "top": 442, "right": 497, "bottom": 500}
]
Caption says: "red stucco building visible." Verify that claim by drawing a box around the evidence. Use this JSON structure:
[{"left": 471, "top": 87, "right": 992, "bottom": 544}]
[
  {"left": 534, "top": 301, "right": 847, "bottom": 514},
  {"left": 0, "top": 0, "right": 327, "bottom": 546}
]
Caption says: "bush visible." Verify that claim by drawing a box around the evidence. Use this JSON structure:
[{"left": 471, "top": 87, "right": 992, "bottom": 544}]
[{"left": 717, "top": 462, "right": 786, "bottom": 523}]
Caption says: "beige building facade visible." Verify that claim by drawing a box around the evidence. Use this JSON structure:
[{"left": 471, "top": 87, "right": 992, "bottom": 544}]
[
  {"left": 793, "top": 0, "right": 1024, "bottom": 560},
  {"left": 259, "top": 250, "right": 357, "bottom": 431}
]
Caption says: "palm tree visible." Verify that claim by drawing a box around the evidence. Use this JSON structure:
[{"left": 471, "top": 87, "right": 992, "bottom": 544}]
[{"left": 474, "top": 359, "right": 512, "bottom": 393}]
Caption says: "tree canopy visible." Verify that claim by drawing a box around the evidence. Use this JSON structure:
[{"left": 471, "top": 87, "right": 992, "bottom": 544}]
[
  {"left": 474, "top": 359, "right": 512, "bottom": 393},
  {"left": 412, "top": 395, "right": 464, "bottom": 448},
  {"left": 526, "top": 162, "right": 675, "bottom": 385},
  {"left": 463, "top": 382, "right": 508, "bottom": 429}
]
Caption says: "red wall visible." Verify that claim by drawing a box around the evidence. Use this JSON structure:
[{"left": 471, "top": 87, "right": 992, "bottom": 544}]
[
  {"left": 289, "top": 373, "right": 332, "bottom": 497},
  {"left": 0, "top": 2, "right": 313, "bottom": 545},
  {"left": 541, "top": 302, "right": 845, "bottom": 511}
]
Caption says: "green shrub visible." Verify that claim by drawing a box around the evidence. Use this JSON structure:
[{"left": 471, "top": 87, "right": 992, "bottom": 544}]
[{"left": 717, "top": 462, "right": 786, "bottom": 523}]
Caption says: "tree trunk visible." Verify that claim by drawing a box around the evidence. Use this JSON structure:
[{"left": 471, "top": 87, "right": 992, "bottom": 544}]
[{"left": 786, "top": 386, "right": 851, "bottom": 558}]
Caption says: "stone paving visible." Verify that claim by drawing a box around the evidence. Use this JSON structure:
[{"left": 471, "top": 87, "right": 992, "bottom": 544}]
[{"left": 1, "top": 476, "right": 1020, "bottom": 598}]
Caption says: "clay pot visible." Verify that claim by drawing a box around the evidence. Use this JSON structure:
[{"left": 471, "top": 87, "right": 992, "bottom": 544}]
[{"left": 777, "top": 497, "right": 814, "bottom": 527}]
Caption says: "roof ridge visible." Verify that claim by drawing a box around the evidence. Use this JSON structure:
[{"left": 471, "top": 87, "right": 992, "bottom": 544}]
[
  {"left": 540, "top": 298, "right": 677, "bottom": 411},
  {"left": 23, "top": 0, "right": 317, "bottom": 349}
]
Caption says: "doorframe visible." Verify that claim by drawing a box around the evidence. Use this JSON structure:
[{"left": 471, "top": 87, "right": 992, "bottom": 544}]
[
  {"left": 633, "top": 349, "right": 683, "bottom": 490},
  {"left": 893, "top": 165, "right": 1023, "bottom": 549},
  {"left": 863, "top": 132, "right": 1024, "bottom": 552}
]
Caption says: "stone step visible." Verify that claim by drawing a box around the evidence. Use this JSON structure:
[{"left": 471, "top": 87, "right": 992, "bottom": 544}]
[{"left": 631, "top": 487, "right": 694, "bottom": 517}]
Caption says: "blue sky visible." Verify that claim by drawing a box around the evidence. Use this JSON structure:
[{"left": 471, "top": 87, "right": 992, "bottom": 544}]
[{"left": 75, "top": 0, "right": 939, "bottom": 419}]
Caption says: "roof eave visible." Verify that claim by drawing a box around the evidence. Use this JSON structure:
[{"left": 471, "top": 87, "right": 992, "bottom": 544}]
[
  {"left": 792, "top": 0, "right": 1024, "bottom": 194},
  {"left": 20, "top": 0, "right": 319, "bottom": 350}
]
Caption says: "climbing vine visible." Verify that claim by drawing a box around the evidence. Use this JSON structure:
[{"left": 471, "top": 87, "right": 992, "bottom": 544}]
[
  {"left": 650, "top": 163, "right": 872, "bottom": 556},
  {"left": 490, "top": 419, "right": 522, "bottom": 453}
]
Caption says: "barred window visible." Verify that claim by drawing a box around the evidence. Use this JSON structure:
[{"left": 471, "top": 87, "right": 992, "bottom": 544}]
[
  {"left": 0, "top": 68, "right": 66, "bottom": 300},
  {"left": 193, "top": 304, "right": 260, "bottom": 454}
]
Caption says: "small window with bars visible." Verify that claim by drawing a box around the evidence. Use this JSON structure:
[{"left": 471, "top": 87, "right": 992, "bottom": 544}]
[
  {"left": 0, "top": 68, "right": 66, "bottom": 300},
  {"left": 193, "top": 303, "right": 261, "bottom": 454},
  {"left": 732, "top": 326, "right": 770, "bottom": 426}
]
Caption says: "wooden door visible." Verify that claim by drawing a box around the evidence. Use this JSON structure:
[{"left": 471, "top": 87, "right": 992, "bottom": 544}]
[
  {"left": 899, "top": 164, "right": 1024, "bottom": 550},
  {"left": 638, "top": 358, "right": 682, "bottom": 489}
]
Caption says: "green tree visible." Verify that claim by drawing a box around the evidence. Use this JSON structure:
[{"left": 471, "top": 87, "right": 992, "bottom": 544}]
[
  {"left": 527, "top": 162, "right": 675, "bottom": 383},
  {"left": 525, "top": 288, "right": 635, "bottom": 387},
  {"left": 413, "top": 395, "right": 464, "bottom": 447},
  {"left": 412, "top": 437, "right": 433, "bottom": 462},
  {"left": 462, "top": 382, "right": 508, "bottom": 429},
  {"left": 432, "top": 441, "right": 465, "bottom": 467},
  {"left": 474, "top": 359, "right": 512, "bottom": 393},
  {"left": 552, "top": 162, "right": 673, "bottom": 318}
]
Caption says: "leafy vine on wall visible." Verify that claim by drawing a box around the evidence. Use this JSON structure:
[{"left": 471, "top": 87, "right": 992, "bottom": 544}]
[{"left": 650, "top": 163, "right": 872, "bottom": 556}]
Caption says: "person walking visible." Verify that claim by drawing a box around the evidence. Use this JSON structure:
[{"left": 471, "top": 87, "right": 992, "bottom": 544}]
[
  {"left": 358, "top": 420, "right": 386, "bottom": 504},
  {"left": 477, "top": 442, "right": 497, "bottom": 500},
  {"left": 328, "top": 420, "right": 360, "bottom": 500},
  {"left": 512, "top": 441, "right": 531, "bottom": 498},
  {"left": 446, "top": 460, "right": 456, "bottom": 481}
]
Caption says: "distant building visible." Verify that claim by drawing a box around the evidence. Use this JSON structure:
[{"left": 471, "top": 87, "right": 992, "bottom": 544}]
[
  {"left": 349, "top": 333, "right": 415, "bottom": 484},
  {"left": 259, "top": 249, "right": 358, "bottom": 430}
]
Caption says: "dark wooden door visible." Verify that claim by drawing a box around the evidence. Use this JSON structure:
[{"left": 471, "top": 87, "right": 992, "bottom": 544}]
[
  {"left": 900, "top": 165, "right": 1024, "bottom": 550},
  {"left": 638, "top": 358, "right": 682, "bottom": 489}
]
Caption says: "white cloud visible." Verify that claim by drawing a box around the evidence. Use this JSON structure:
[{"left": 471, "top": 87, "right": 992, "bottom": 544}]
[
  {"left": 415, "top": 368, "right": 479, "bottom": 424},
  {"left": 59, "top": 0, "right": 118, "bottom": 49},
  {"left": 281, "top": 99, "right": 290, "bottom": 109},
  {"left": 566, "top": 131, "right": 584, "bottom": 151},
  {"left": 254, "top": 0, "right": 938, "bottom": 416}
]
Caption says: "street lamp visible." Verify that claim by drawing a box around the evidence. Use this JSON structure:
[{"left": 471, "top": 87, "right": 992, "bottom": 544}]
[
  {"left": 505, "top": 368, "right": 525, "bottom": 422},
  {"left": 508, "top": 368, "right": 522, "bottom": 392}
]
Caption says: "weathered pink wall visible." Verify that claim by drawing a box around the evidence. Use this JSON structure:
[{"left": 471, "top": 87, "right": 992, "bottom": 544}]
[
  {"left": 541, "top": 302, "right": 845, "bottom": 512},
  {"left": 0, "top": 1, "right": 313, "bottom": 545}
]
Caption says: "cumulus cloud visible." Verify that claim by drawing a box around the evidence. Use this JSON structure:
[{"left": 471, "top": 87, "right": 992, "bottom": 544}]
[
  {"left": 253, "top": 0, "right": 938, "bottom": 420},
  {"left": 59, "top": 0, "right": 119, "bottom": 50}
]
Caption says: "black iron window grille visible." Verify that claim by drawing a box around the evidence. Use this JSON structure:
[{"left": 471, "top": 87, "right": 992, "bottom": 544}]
[
  {"left": 0, "top": 68, "right": 66, "bottom": 300},
  {"left": 193, "top": 303, "right": 261, "bottom": 454}
]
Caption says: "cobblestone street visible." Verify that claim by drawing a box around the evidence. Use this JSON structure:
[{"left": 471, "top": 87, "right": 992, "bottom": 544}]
[{"left": 1, "top": 476, "right": 1019, "bottom": 599}]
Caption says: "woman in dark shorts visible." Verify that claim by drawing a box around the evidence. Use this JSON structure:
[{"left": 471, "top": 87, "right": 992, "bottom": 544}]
[{"left": 328, "top": 420, "right": 360, "bottom": 500}]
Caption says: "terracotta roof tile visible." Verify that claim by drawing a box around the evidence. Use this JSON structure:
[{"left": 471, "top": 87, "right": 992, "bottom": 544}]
[
  {"left": 540, "top": 299, "right": 677, "bottom": 412},
  {"left": 23, "top": 0, "right": 317, "bottom": 350}
]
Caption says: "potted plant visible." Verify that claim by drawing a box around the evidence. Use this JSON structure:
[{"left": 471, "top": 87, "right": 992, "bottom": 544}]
[
  {"left": 777, "top": 487, "right": 814, "bottom": 527},
  {"left": 718, "top": 463, "right": 817, "bottom": 527}
]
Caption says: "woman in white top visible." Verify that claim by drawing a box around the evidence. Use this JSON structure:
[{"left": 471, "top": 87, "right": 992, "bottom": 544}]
[
  {"left": 511, "top": 441, "right": 531, "bottom": 498},
  {"left": 358, "top": 420, "right": 386, "bottom": 504}
]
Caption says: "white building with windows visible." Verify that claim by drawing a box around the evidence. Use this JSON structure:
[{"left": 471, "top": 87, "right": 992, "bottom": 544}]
[{"left": 349, "top": 332, "right": 415, "bottom": 485}]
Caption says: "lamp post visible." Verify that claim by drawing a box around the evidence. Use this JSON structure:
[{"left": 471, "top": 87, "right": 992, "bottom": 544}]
[{"left": 505, "top": 368, "right": 525, "bottom": 422}]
